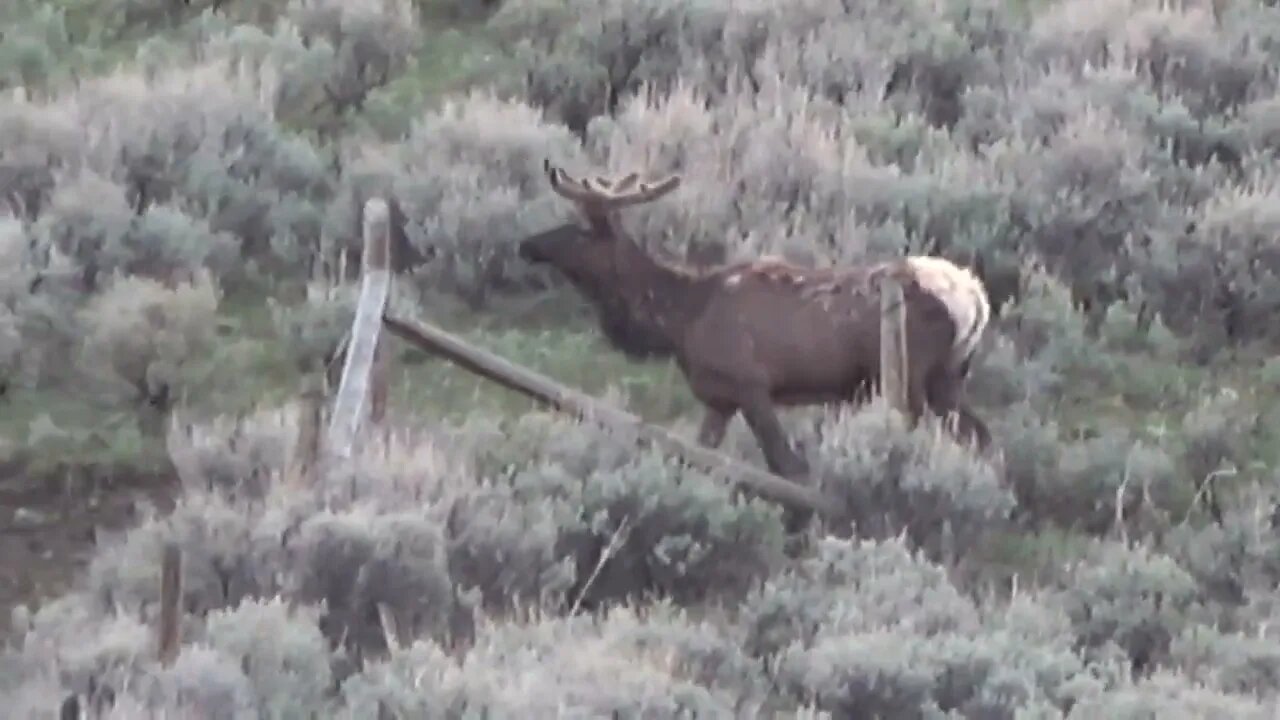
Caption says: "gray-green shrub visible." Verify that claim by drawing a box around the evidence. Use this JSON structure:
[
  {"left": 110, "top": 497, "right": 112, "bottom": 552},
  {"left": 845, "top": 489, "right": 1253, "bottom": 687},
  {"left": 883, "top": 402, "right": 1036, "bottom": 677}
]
[
  {"left": 796, "top": 399, "right": 1015, "bottom": 565},
  {"left": 1066, "top": 671, "right": 1277, "bottom": 719},
  {"left": 742, "top": 535, "right": 1118, "bottom": 717},
  {"left": 462, "top": 411, "right": 789, "bottom": 608},
  {"left": 1058, "top": 540, "right": 1208, "bottom": 672},
  {"left": 341, "top": 605, "right": 769, "bottom": 717},
  {"left": 328, "top": 91, "right": 583, "bottom": 307},
  {"left": 0, "top": 62, "right": 334, "bottom": 287}
]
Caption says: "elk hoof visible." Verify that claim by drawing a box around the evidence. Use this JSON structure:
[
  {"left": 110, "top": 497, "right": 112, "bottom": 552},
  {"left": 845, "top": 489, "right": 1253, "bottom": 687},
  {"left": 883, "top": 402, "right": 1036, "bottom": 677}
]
[{"left": 783, "top": 506, "right": 816, "bottom": 539}]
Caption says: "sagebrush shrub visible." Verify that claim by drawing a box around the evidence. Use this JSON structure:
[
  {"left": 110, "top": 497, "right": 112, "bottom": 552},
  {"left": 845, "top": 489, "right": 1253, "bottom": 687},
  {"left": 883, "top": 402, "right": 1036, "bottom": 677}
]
[
  {"left": 0, "top": 217, "right": 31, "bottom": 386},
  {"left": 1040, "top": 430, "right": 1181, "bottom": 534},
  {"left": 1058, "top": 540, "right": 1207, "bottom": 671},
  {"left": 341, "top": 605, "right": 767, "bottom": 717},
  {"left": 2, "top": 62, "right": 334, "bottom": 283},
  {"left": 36, "top": 406, "right": 782, "bottom": 669},
  {"left": 86, "top": 491, "right": 293, "bottom": 619},
  {"left": 286, "top": 0, "right": 420, "bottom": 117},
  {"left": 77, "top": 272, "right": 222, "bottom": 428},
  {"left": 165, "top": 404, "right": 302, "bottom": 500},
  {"left": 488, "top": 0, "right": 721, "bottom": 135},
  {"left": 4, "top": 405, "right": 792, "bottom": 712},
  {"left": 0, "top": 2, "right": 76, "bottom": 92},
  {"left": 740, "top": 536, "right": 980, "bottom": 660},
  {"left": 0, "top": 98, "right": 83, "bottom": 221},
  {"left": 743, "top": 536, "right": 1111, "bottom": 717},
  {"left": 798, "top": 400, "right": 1014, "bottom": 565},
  {"left": 6, "top": 602, "right": 157, "bottom": 715},
  {"left": 1161, "top": 483, "right": 1280, "bottom": 608},
  {"left": 1242, "top": 93, "right": 1280, "bottom": 154},
  {"left": 469, "top": 413, "right": 789, "bottom": 608},
  {"left": 33, "top": 171, "right": 136, "bottom": 291},
  {"left": 491, "top": 0, "right": 1023, "bottom": 133},
  {"left": 1066, "top": 670, "right": 1277, "bottom": 719},
  {"left": 0, "top": 220, "right": 84, "bottom": 388},
  {"left": 330, "top": 91, "right": 583, "bottom": 307},
  {"left": 582, "top": 82, "right": 910, "bottom": 267},
  {"left": 292, "top": 507, "right": 460, "bottom": 659},
  {"left": 191, "top": 0, "right": 421, "bottom": 134},
  {"left": 1169, "top": 624, "right": 1280, "bottom": 697},
  {"left": 1176, "top": 388, "right": 1260, "bottom": 515},
  {"left": 101, "top": 643, "right": 260, "bottom": 719},
  {"left": 202, "top": 598, "right": 336, "bottom": 719}
]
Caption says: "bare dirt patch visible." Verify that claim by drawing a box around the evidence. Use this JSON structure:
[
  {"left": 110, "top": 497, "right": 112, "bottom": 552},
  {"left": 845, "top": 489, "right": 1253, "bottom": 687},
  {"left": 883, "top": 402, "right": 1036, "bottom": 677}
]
[{"left": 0, "top": 459, "right": 176, "bottom": 646}]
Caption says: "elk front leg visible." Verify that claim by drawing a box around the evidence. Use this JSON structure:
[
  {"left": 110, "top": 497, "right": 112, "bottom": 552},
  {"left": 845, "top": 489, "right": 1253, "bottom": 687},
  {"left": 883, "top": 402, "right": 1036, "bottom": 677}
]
[
  {"left": 696, "top": 404, "right": 735, "bottom": 448},
  {"left": 739, "top": 393, "right": 809, "bottom": 480},
  {"left": 740, "top": 392, "right": 815, "bottom": 536}
]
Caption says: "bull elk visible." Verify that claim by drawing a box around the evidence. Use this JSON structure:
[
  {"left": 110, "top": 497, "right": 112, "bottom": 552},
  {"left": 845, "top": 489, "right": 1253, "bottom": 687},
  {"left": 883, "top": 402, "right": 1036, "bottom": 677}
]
[{"left": 518, "top": 160, "right": 993, "bottom": 483}]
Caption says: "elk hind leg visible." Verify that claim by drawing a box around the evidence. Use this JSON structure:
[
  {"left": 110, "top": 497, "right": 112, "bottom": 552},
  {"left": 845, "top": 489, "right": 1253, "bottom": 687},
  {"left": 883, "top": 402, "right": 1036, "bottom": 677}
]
[
  {"left": 903, "top": 356, "right": 932, "bottom": 426},
  {"left": 924, "top": 363, "right": 991, "bottom": 452},
  {"left": 942, "top": 405, "right": 992, "bottom": 453}
]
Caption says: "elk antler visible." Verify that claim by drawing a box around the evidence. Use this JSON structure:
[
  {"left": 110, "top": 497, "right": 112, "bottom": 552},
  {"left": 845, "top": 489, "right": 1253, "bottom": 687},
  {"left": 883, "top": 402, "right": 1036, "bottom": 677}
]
[
  {"left": 544, "top": 159, "right": 680, "bottom": 211},
  {"left": 588, "top": 173, "right": 641, "bottom": 194}
]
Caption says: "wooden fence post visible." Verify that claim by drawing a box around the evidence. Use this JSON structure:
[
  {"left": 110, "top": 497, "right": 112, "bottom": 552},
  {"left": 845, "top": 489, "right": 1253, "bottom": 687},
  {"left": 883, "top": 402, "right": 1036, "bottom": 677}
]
[
  {"left": 286, "top": 374, "right": 326, "bottom": 487},
  {"left": 156, "top": 543, "right": 182, "bottom": 667},
  {"left": 327, "top": 197, "right": 393, "bottom": 459},
  {"left": 879, "top": 274, "right": 909, "bottom": 413}
]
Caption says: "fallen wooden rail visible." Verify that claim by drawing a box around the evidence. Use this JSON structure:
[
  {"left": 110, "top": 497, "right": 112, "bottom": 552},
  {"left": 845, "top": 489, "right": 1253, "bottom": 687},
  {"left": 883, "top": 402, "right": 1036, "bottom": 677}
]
[{"left": 381, "top": 313, "right": 836, "bottom": 518}]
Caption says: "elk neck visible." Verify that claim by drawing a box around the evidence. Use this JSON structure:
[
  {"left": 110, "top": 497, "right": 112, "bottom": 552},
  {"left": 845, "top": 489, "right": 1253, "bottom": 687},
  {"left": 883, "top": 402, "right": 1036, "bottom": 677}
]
[{"left": 594, "top": 237, "right": 717, "bottom": 362}]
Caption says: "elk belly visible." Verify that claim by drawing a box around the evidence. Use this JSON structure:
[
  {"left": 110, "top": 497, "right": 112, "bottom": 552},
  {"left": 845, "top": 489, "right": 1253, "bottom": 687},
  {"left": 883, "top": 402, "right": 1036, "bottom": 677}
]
[{"left": 754, "top": 333, "right": 873, "bottom": 405}]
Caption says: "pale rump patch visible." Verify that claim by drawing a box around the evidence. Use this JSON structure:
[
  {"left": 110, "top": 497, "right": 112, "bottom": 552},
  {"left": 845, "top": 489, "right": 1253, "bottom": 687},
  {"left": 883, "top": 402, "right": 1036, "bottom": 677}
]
[{"left": 904, "top": 255, "right": 991, "bottom": 366}]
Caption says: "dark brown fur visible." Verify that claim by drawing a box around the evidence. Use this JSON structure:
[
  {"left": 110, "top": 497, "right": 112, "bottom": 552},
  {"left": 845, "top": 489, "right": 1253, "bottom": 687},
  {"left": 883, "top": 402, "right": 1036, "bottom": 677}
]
[{"left": 518, "top": 162, "right": 992, "bottom": 483}]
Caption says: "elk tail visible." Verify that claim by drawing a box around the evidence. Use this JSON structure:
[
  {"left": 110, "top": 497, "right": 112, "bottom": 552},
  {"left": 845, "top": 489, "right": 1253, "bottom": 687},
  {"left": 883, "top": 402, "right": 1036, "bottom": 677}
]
[{"left": 901, "top": 255, "right": 991, "bottom": 371}]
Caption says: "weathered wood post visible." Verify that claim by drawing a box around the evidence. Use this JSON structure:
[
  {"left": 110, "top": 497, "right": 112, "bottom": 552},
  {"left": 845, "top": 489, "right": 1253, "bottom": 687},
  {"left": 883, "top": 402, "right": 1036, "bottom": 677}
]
[
  {"left": 879, "top": 273, "right": 909, "bottom": 413},
  {"left": 327, "top": 197, "right": 393, "bottom": 459},
  {"left": 285, "top": 374, "right": 326, "bottom": 487},
  {"left": 156, "top": 542, "right": 182, "bottom": 667}
]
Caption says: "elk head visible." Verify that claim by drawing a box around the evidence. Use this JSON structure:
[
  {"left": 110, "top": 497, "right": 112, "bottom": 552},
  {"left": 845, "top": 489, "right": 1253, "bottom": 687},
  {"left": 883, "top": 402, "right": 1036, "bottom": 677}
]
[
  {"left": 517, "top": 159, "right": 680, "bottom": 270},
  {"left": 518, "top": 160, "right": 684, "bottom": 359}
]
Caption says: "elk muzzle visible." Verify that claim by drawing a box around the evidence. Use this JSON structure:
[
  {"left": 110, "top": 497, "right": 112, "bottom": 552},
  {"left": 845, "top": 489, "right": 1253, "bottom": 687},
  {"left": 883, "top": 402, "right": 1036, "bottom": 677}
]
[{"left": 516, "top": 222, "right": 583, "bottom": 265}]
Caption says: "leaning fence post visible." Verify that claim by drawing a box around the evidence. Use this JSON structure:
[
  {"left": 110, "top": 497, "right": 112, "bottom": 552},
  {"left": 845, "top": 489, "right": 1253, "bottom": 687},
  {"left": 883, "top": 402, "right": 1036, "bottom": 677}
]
[
  {"left": 879, "top": 273, "right": 909, "bottom": 413},
  {"left": 327, "top": 197, "right": 393, "bottom": 458}
]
